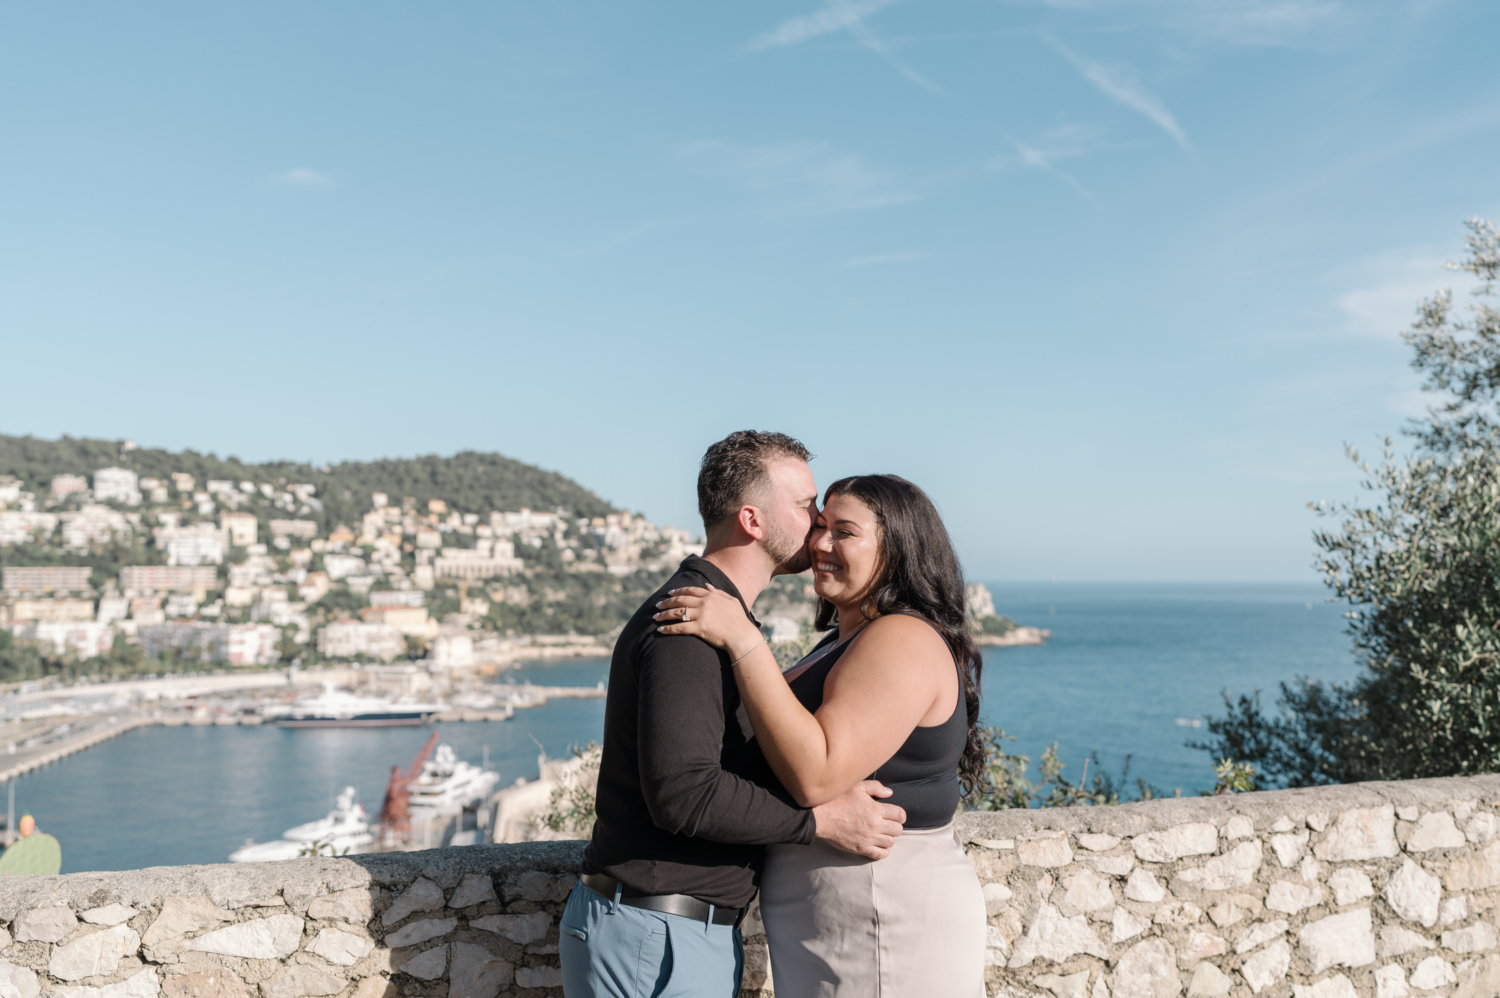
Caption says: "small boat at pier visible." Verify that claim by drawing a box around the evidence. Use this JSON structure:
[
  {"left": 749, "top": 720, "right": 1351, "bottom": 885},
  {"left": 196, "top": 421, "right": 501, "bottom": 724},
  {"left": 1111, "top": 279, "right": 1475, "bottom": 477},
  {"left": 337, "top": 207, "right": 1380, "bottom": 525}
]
[
  {"left": 229, "top": 786, "right": 374, "bottom": 862},
  {"left": 262, "top": 686, "right": 441, "bottom": 727}
]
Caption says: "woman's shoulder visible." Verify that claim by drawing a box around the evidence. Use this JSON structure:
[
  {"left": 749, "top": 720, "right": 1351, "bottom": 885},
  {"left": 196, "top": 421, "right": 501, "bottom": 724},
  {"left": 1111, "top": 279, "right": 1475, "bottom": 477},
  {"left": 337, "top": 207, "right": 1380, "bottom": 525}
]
[{"left": 857, "top": 613, "right": 953, "bottom": 662}]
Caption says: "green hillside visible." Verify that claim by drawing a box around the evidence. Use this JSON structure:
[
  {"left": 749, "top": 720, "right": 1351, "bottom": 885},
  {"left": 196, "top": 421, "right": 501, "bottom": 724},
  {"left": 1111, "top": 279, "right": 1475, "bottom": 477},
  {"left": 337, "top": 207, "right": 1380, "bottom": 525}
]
[{"left": 0, "top": 434, "right": 616, "bottom": 524}]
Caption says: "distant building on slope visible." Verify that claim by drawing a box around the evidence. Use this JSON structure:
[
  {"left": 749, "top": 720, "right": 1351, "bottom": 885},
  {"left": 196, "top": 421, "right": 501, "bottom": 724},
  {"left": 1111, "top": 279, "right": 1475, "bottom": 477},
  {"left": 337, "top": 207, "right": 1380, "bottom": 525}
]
[{"left": 93, "top": 468, "right": 141, "bottom": 505}]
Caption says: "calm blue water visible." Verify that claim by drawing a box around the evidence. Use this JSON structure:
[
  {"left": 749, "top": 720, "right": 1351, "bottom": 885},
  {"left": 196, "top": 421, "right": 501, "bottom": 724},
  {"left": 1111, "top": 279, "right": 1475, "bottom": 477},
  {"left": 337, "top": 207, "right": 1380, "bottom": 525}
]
[
  {"left": 978, "top": 582, "right": 1359, "bottom": 797},
  {"left": 16, "top": 584, "right": 1360, "bottom": 872}
]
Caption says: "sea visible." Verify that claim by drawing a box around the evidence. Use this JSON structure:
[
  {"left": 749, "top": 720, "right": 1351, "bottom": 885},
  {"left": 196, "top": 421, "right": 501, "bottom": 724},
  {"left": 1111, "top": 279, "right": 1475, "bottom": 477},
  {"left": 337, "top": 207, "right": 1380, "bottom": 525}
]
[{"left": 15, "top": 582, "right": 1361, "bottom": 874}]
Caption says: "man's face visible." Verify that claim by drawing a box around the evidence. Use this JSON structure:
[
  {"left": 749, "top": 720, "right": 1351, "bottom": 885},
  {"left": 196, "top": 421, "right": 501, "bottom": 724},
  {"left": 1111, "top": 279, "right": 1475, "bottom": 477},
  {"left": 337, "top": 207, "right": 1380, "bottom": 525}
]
[{"left": 760, "top": 458, "right": 819, "bottom": 576}]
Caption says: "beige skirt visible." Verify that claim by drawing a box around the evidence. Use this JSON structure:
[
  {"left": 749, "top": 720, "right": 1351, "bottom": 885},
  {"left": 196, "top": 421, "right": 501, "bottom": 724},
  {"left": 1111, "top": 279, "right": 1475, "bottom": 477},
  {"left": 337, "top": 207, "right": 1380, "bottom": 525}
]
[{"left": 760, "top": 821, "right": 987, "bottom": 998}]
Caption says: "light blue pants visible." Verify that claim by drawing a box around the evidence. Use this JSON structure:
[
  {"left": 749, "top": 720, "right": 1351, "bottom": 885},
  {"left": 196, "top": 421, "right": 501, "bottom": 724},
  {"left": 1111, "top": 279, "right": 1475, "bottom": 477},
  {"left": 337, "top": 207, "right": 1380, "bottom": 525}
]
[{"left": 559, "top": 882, "right": 744, "bottom": 998}]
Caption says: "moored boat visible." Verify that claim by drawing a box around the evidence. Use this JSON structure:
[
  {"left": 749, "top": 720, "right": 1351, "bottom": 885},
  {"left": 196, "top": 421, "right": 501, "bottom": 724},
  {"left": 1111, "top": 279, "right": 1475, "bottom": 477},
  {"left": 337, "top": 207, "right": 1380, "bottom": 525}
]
[{"left": 263, "top": 685, "right": 441, "bottom": 727}]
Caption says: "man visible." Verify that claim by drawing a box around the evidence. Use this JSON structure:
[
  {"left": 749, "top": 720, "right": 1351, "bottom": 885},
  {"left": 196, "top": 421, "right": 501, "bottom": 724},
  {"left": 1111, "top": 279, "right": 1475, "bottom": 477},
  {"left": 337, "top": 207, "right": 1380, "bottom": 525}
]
[{"left": 559, "top": 431, "right": 906, "bottom": 998}]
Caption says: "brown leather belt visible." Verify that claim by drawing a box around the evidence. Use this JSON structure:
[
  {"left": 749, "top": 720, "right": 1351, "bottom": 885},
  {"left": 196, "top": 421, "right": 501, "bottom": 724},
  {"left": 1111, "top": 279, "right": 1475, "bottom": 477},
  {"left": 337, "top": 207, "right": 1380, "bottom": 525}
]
[{"left": 580, "top": 873, "right": 746, "bottom": 927}]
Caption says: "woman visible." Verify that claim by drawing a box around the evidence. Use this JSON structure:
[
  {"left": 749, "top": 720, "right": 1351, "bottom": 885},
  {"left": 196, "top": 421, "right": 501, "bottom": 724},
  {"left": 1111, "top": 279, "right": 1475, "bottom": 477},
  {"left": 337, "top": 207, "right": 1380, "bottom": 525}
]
[{"left": 653, "top": 475, "right": 987, "bottom": 998}]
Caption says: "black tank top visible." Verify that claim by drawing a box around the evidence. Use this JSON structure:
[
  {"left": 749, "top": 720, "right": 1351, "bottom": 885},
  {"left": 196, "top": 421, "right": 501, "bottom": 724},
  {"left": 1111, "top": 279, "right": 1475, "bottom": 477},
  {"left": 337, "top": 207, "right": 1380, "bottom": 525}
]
[{"left": 783, "top": 614, "right": 966, "bottom": 829}]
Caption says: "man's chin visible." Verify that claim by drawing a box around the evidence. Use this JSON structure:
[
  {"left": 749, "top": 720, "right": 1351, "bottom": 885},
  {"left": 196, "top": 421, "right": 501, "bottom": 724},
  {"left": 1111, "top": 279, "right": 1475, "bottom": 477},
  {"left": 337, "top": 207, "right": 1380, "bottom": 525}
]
[{"left": 776, "top": 551, "right": 814, "bottom": 576}]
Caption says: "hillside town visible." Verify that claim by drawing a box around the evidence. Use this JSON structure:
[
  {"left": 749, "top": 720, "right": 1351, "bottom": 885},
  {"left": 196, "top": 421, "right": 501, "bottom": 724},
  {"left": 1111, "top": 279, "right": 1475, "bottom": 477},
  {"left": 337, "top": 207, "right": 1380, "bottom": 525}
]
[{"left": 0, "top": 464, "right": 705, "bottom": 674}]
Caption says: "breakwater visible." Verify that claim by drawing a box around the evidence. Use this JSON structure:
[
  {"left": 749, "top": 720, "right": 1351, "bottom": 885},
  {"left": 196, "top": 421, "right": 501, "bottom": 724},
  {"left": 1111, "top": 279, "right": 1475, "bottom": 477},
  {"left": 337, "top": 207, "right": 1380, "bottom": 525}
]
[{"left": 0, "top": 774, "right": 1497, "bottom": 997}]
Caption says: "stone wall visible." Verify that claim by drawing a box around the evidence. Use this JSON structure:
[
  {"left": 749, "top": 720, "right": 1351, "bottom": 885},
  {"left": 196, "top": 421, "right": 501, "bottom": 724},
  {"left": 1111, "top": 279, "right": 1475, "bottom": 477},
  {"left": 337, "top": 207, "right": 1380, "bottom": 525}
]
[{"left": 5, "top": 775, "right": 1500, "bottom": 998}]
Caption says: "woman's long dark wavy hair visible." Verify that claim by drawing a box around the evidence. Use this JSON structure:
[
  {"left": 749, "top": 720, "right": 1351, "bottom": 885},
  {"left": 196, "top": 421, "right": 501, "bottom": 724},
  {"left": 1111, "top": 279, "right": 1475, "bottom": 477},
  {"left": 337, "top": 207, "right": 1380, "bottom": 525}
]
[{"left": 813, "top": 475, "right": 985, "bottom": 796}]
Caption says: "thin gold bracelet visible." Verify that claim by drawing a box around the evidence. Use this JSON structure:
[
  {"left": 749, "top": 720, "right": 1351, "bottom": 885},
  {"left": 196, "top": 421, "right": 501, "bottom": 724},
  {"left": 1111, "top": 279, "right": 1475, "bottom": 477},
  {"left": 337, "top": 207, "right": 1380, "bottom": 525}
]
[{"left": 730, "top": 638, "right": 768, "bottom": 668}]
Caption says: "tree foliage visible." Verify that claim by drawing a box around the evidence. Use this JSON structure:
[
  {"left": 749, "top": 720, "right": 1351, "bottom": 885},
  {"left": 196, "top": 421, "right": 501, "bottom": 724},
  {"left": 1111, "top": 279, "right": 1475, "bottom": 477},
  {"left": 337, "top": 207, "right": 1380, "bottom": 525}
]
[{"left": 1199, "top": 218, "right": 1500, "bottom": 786}]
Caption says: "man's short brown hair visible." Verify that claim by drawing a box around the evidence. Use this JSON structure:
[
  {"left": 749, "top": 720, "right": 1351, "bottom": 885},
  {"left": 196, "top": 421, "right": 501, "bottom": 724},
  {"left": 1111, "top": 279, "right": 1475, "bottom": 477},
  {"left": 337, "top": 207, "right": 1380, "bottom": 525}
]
[{"left": 697, "top": 431, "right": 812, "bottom": 534}]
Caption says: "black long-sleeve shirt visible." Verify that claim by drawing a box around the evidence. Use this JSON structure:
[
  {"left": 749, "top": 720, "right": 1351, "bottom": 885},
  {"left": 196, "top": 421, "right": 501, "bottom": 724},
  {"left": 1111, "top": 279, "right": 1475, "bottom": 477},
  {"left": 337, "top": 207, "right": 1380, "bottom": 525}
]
[{"left": 582, "top": 556, "right": 816, "bottom": 907}]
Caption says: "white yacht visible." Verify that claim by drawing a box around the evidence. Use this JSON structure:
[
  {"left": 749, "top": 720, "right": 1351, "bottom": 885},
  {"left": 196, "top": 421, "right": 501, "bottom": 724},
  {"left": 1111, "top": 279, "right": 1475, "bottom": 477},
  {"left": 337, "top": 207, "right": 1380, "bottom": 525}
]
[
  {"left": 409, "top": 744, "right": 501, "bottom": 814},
  {"left": 263, "top": 685, "right": 442, "bottom": 727},
  {"left": 229, "top": 786, "right": 375, "bottom": 862}
]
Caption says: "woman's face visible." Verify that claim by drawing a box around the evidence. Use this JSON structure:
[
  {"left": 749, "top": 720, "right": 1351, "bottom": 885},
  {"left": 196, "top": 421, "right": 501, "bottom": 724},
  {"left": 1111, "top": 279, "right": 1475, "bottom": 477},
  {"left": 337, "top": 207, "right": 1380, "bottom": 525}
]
[{"left": 809, "top": 493, "right": 882, "bottom": 608}]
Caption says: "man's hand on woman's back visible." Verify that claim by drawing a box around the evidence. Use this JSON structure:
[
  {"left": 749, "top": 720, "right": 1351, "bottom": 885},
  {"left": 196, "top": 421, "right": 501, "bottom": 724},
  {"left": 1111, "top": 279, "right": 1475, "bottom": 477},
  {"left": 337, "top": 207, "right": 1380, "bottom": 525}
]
[{"left": 810, "top": 780, "right": 906, "bottom": 859}]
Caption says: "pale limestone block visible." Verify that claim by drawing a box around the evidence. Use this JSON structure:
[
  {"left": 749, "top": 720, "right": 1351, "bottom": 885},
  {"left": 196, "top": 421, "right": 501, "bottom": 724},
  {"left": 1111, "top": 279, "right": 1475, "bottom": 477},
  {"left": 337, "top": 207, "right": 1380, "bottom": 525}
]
[
  {"left": 186, "top": 915, "right": 302, "bottom": 960},
  {"left": 1291, "top": 975, "right": 1357, "bottom": 998},
  {"left": 448, "top": 942, "right": 513, "bottom": 998},
  {"left": 1270, "top": 816, "right": 1296, "bottom": 833},
  {"left": 1062, "top": 869, "right": 1114, "bottom": 913},
  {"left": 0, "top": 928, "right": 10, "bottom": 950},
  {"left": 1467, "top": 813, "right": 1499, "bottom": 844},
  {"left": 1447, "top": 838, "right": 1500, "bottom": 892},
  {"left": 1007, "top": 903, "right": 1107, "bottom": 968},
  {"left": 142, "top": 898, "right": 233, "bottom": 951},
  {"left": 1300, "top": 856, "right": 1324, "bottom": 882},
  {"left": 446, "top": 875, "right": 497, "bottom": 911},
  {"left": 1224, "top": 815, "right": 1255, "bottom": 839},
  {"left": 1267, "top": 880, "right": 1324, "bottom": 915},
  {"left": 1091, "top": 974, "right": 1108, "bottom": 998},
  {"left": 1131, "top": 822, "right": 1217, "bottom": 863},
  {"left": 1308, "top": 812, "right": 1331, "bottom": 832},
  {"left": 984, "top": 925, "right": 1008, "bottom": 966},
  {"left": 1397, "top": 805, "right": 1421, "bottom": 822},
  {"left": 348, "top": 977, "right": 396, "bottom": 998},
  {"left": 1187, "top": 963, "right": 1232, "bottom": 998},
  {"left": 1408, "top": 811, "right": 1467, "bottom": 852},
  {"left": 1270, "top": 833, "right": 1309, "bottom": 868},
  {"left": 1298, "top": 908, "right": 1376, "bottom": 974},
  {"left": 1017, "top": 832, "right": 1074, "bottom": 868},
  {"left": 1124, "top": 869, "right": 1164, "bottom": 904},
  {"left": 1373, "top": 964, "right": 1408, "bottom": 998},
  {"left": 513, "top": 872, "right": 575, "bottom": 903},
  {"left": 1327, "top": 867, "right": 1374, "bottom": 906},
  {"left": 381, "top": 878, "right": 445, "bottom": 927},
  {"left": 1109, "top": 938, "right": 1178, "bottom": 998},
  {"left": 1386, "top": 859, "right": 1442, "bottom": 927},
  {"left": 1235, "top": 920, "right": 1289, "bottom": 954},
  {"left": 514, "top": 966, "right": 562, "bottom": 989},
  {"left": 1377, "top": 925, "right": 1436, "bottom": 958},
  {"left": 1240, "top": 940, "right": 1291, "bottom": 994},
  {"left": 398, "top": 946, "right": 446, "bottom": 981},
  {"left": 1443, "top": 896, "right": 1470, "bottom": 926},
  {"left": 1111, "top": 910, "right": 1150, "bottom": 944},
  {"left": 1178, "top": 841, "right": 1262, "bottom": 891},
  {"left": 1034, "top": 971, "right": 1090, "bottom": 998},
  {"left": 258, "top": 965, "right": 344, "bottom": 998},
  {"left": 1313, "top": 805, "right": 1399, "bottom": 862},
  {"left": 382, "top": 918, "right": 455, "bottom": 949},
  {"left": 54, "top": 968, "right": 160, "bottom": 998},
  {"left": 1456, "top": 800, "right": 1478, "bottom": 822},
  {"left": 0, "top": 958, "right": 40, "bottom": 998},
  {"left": 160, "top": 969, "right": 252, "bottom": 998},
  {"left": 983, "top": 882, "right": 1013, "bottom": 916},
  {"left": 1456, "top": 954, "right": 1500, "bottom": 997},
  {"left": 307, "top": 928, "right": 374, "bottom": 967},
  {"left": 1208, "top": 901, "right": 1247, "bottom": 928},
  {"left": 15, "top": 905, "right": 78, "bottom": 943},
  {"left": 1177, "top": 928, "right": 1227, "bottom": 966},
  {"left": 1084, "top": 855, "right": 1134, "bottom": 877},
  {"left": 81, "top": 905, "right": 138, "bottom": 927},
  {"left": 1038, "top": 873, "right": 1055, "bottom": 899},
  {"left": 1443, "top": 922, "right": 1498, "bottom": 954},
  {"left": 469, "top": 913, "right": 550, "bottom": 945},
  {"left": 973, "top": 838, "right": 1013, "bottom": 850},
  {"left": 1409, "top": 955, "right": 1457, "bottom": 990},
  {"left": 307, "top": 889, "right": 374, "bottom": 925},
  {"left": 50, "top": 925, "right": 142, "bottom": 982},
  {"left": 1076, "top": 833, "right": 1120, "bottom": 852}
]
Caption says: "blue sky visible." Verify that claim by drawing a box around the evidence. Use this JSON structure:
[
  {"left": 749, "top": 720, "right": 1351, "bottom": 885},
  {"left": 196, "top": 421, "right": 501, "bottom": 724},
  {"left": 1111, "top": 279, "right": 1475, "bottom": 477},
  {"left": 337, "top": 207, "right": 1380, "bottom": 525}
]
[{"left": 3, "top": 1, "right": 1497, "bottom": 582}]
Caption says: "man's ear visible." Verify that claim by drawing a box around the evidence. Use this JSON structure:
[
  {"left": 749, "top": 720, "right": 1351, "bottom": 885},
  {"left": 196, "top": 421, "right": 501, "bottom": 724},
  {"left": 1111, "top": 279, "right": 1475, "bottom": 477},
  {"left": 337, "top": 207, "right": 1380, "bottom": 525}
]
[{"left": 736, "top": 504, "right": 766, "bottom": 542}]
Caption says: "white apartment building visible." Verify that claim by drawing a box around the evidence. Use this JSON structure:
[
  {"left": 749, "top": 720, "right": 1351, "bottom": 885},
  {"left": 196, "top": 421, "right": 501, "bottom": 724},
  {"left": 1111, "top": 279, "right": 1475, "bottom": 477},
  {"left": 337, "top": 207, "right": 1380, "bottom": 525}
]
[
  {"left": 432, "top": 545, "right": 523, "bottom": 581},
  {"left": 370, "top": 590, "right": 425, "bottom": 609},
  {"left": 50, "top": 474, "right": 88, "bottom": 497},
  {"left": 120, "top": 565, "right": 219, "bottom": 596},
  {"left": 323, "top": 555, "right": 367, "bottom": 581},
  {"left": 0, "top": 477, "right": 20, "bottom": 505},
  {"left": 170, "top": 473, "right": 195, "bottom": 493},
  {"left": 59, "top": 505, "right": 131, "bottom": 550},
  {"left": 3, "top": 566, "right": 92, "bottom": 593},
  {"left": 317, "top": 621, "right": 403, "bottom": 662},
  {"left": 221, "top": 511, "right": 258, "bottom": 547},
  {"left": 93, "top": 467, "right": 141, "bottom": 505},
  {"left": 0, "top": 512, "right": 58, "bottom": 546},
  {"left": 157, "top": 523, "right": 226, "bottom": 566},
  {"left": 430, "top": 633, "right": 474, "bottom": 670},
  {"left": 1, "top": 599, "right": 96, "bottom": 624},
  {"left": 270, "top": 519, "right": 319, "bottom": 540},
  {"left": 9, "top": 621, "right": 115, "bottom": 660},
  {"left": 226, "top": 623, "right": 280, "bottom": 666}
]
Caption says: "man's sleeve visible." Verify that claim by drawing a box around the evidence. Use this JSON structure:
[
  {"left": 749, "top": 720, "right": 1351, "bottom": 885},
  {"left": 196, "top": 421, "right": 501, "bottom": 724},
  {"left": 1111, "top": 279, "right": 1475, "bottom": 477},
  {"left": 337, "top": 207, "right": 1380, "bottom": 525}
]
[{"left": 636, "top": 633, "right": 816, "bottom": 846}]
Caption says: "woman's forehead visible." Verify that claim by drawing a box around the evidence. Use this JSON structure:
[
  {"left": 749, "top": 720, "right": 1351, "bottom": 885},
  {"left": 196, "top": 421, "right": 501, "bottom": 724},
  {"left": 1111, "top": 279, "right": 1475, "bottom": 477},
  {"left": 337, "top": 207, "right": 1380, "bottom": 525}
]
[{"left": 823, "top": 493, "right": 875, "bottom": 523}]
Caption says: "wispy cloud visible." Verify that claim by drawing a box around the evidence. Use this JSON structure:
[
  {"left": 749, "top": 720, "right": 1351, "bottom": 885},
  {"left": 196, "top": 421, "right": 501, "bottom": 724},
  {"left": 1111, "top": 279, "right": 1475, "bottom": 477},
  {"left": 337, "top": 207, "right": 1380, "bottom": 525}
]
[
  {"left": 990, "top": 125, "right": 1103, "bottom": 205},
  {"left": 267, "top": 167, "right": 332, "bottom": 188},
  {"left": 748, "top": 0, "right": 941, "bottom": 94},
  {"left": 840, "top": 250, "right": 929, "bottom": 268},
  {"left": 1333, "top": 250, "right": 1482, "bottom": 340},
  {"left": 1023, "top": 0, "right": 1358, "bottom": 49},
  {"left": 679, "top": 140, "right": 915, "bottom": 215},
  {"left": 1050, "top": 40, "right": 1193, "bottom": 153}
]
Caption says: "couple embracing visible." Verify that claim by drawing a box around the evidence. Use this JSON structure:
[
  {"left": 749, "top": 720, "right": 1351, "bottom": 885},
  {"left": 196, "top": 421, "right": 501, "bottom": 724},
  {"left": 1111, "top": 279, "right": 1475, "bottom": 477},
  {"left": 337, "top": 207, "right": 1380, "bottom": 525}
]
[{"left": 559, "top": 431, "right": 988, "bottom": 998}]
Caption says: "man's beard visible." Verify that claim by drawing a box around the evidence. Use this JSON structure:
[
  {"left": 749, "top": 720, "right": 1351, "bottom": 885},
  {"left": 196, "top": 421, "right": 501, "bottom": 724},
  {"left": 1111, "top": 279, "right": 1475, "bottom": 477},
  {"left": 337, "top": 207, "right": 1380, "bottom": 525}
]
[{"left": 765, "top": 515, "right": 813, "bottom": 575}]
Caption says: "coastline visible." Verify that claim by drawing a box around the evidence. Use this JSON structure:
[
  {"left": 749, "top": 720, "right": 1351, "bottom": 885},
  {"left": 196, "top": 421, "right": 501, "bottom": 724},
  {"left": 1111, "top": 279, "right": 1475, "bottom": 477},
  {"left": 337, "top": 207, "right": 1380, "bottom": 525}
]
[{"left": 975, "top": 625, "right": 1051, "bottom": 647}]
